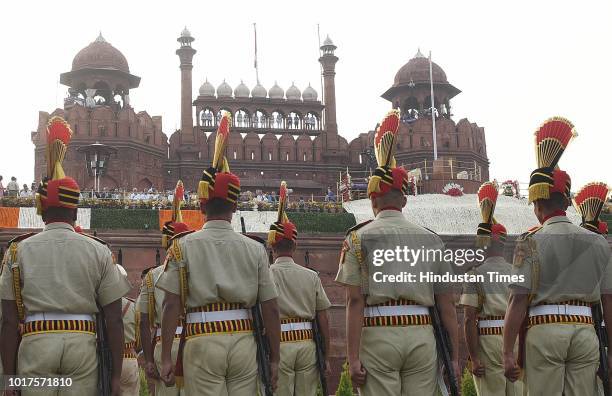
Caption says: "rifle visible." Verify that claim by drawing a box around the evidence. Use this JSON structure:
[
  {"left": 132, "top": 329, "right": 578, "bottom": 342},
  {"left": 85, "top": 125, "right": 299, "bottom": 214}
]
[
  {"left": 96, "top": 303, "right": 113, "bottom": 396},
  {"left": 593, "top": 303, "right": 610, "bottom": 396},
  {"left": 305, "top": 251, "right": 329, "bottom": 396},
  {"left": 240, "top": 216, "right": 274, "bottom": 396},
  {"left": 430, "top": 304, "right": 459, "bottom": 396}
]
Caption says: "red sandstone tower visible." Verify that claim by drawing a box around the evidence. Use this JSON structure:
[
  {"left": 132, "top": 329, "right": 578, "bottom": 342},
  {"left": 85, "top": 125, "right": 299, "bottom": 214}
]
[{"left": 176, "top": 27, "right": 196, "bottom": 148}]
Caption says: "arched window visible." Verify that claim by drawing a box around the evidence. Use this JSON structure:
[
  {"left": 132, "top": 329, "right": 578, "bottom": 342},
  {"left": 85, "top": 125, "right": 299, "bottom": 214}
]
[
  {"left": 199, "top": 108, "right": 214, "bottom": 127},
  {"left": 252, "top": 111, "right": 267, "bottom": 128},
  {"left": 251, "top": 151, "right": 255, "bottom": 160},
  {"left": 268, "top": 152, "right": 272, "bottom": 161},
  {"left": 303, "top": 153, "right": 307, "bottom": 161},
  {"left": 305, "top": 112, "right": 319, "bottom": 130},
  {"left": 287, "top": 112, "right": 301, "bottom": 130},
  {"left": 235, "top": 109, "right": 250, "bottom": 128},
  {"left": 286, "top": 152, "right": 289, "bottom": 161},
  {"left": 271, "top": 111, "right": 284, "bottom": 129},
  {"left": 233, "top": 150, "right": 237, "bottom": 160}
]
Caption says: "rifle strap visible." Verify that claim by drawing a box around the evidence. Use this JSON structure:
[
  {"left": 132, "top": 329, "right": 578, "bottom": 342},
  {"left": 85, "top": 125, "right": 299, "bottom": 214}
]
[
  {"left": 9, "top": 243, "right": 25, "bottom": 321},
  {"left": 350, "top": 231, "right": 369, "bottom": 294},
  {"left": 145, "top": 270, "right": 156, "bottom": 321},
  {"left": 527, "top": 237, "right": 540, "bottom": 304}
]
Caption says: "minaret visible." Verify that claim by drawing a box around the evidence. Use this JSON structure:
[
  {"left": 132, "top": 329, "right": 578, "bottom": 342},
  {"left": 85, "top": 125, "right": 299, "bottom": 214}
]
[
  {"left": 319, "top": 35, "right": 339, "bottom": 147},
  {"left": 176, "top": 27, "right": 196, "bottom": 143}
]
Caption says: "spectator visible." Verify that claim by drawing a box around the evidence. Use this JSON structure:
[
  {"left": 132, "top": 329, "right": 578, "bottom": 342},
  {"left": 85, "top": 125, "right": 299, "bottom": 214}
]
[
  {"left": 7, "top": 176, "right": 19, "bottom": 197},
  {"left": 298, "top": 197, "right": 305, "bottom": 210},
  {"left": 270, "top": 191, "right": 277, "bottom": 202},
  {"left": 31, "top": 182, "right": 37, "bottom": 192},
  {"left": 326, "top": 186, "right": 336, "bottom": 202},
  {"left": 0, "top": 175, "right": 4, "bottom": 198},
  {"left": 19, "top": 184, "right": 31, "bottom": 197}
]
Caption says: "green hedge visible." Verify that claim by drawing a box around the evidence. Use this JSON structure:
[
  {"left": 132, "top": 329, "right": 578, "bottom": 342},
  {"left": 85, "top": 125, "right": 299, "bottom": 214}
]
[
  {"left": 88, "top": 208, "right": 356, "bottom": 233},
  {"left": 287, "top": 212, "right": 356, "bottom": 233},
  {"left": 90, "top": 209, "right": 160, "bottom": 230}
]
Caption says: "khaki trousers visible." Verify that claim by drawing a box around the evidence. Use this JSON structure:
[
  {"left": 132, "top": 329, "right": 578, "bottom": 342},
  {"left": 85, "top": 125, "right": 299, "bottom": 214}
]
[
  {"left": 17, "top": 333, "right": 98, "bottom": 396},
  {"left": 154, "top": 338, "right": 185, "bottom": 396},
  {"left": 472, "top": 335, "right": 523, "bottom": 396},
  {"left": 276, "top": 340, "right": 319, "bottom": 396},
  {"left": 183, "top": 332, "right": 258, "bottom": 396},
  {"left": 120, "top": 358, "right": 140, "bottom": 396},
  {"left": 359, "top": 325, "right": 437, "bottom": 396},
  {"left": 525, "top": 324, "right": 599, "bottom": 396}
]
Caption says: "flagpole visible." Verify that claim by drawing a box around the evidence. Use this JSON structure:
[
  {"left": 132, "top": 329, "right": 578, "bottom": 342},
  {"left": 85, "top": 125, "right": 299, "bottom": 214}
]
[
  {"left": 253, "top": 23, "right": 259, "bottom": 83},
  {"left": 429, "top": 51, "right": 438, "bottom": 161}
]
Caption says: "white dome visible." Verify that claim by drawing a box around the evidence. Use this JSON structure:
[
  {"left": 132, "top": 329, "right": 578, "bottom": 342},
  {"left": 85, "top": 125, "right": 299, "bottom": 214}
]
[
  {"left": 302, "top": 83, "right": 318, "bottom": 101},
  {"left": 252, "top": 83, "right": 267, "bottom": 98},
  {"left": 199, "top": 78, "right": 215, "bottom": 96},
  {"left": 286, "top": 82, "right": 302, "bottom": 101},
  {"left": 234, "top": 80, "right": 250, "bottom": 98},
  {"left": 217, "top": 80, "right": 232, "bottom": 98},
  {"left": 323, "top": 35, "right": 335, "bottom": 47},
  {"left": 181, "top": 26, "right": 192, "bottom": 38},
  {"left": 269, "top": 82, "right": 284, "bottom": 99}
]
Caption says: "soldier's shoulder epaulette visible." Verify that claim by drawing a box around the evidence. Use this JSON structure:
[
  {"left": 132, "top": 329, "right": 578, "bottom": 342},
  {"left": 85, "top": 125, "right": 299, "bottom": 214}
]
[
  {"left": 168, "top": 237, "right": 184, "bottom": 262},
  {"left": 518, "top": 225, "right": 542, "bottom": 241},
  {"left": 7, "top": 232, "right": 37, "bottom": 247},
  {"left": 81, "top": 233, "right": 108, "bottom": 246},
  {"left": 243, "top": 233, "right": 267, "bottom": 246},
  {"left": 345, "top": 220, "right": 373, "bottom": 236},
  {"left": 169, "top": 230, "right": 195, "bottom": 243}
]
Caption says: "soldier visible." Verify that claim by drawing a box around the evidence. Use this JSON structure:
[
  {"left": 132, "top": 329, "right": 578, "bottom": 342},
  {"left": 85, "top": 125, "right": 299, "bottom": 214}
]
[
  {"left": 502, "top": 117, "right": 612, "bottom": 395},
  {"left": 119, "top": 268, "right": 139, "bottom": 396},
  {"left": 0, "top": 116, "right": 130, "bottom": 396},
  {"left": 268, "top": 181, "right": 332, "bottom": 396},
  {"left": 156, "top": 112, "right": 281, "bottom": 395},
  {"left": 574, "top": 182, "right": 611, "bottom": 396},
  {"left": 460, "top": 182, "right": 523, "bottom": 395},
  {"left": 138, "top": 181, "right": 192, "bottom": 396},
  {"left": 335, "top": 110, "right": 459, "bottom": 395}
]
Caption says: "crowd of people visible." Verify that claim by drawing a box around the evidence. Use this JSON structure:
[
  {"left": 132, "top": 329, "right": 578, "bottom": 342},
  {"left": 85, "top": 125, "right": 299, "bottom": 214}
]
[
  {"left": 0, "top": 176, "right": 36, "bottom": 198},
  {"left": 0, "top": 177, "right": 344, "bottom": 212}
]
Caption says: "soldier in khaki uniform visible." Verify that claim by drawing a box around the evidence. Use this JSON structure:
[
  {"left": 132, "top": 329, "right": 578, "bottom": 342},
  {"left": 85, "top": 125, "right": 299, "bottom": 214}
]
[
  {"left": 574, "top": 181, "right": 611, "bottom": 396},
  {"left": 268, "top": 181, "right": 332, "bottom": 396},
  {"left": 0, "top": 116, "right": 130, "bottom": 396},
  {"left": 335, "top": 110, "right": 459, "bottom": 395},
  {"left": 460, "top": 182, "right": 523, "bottom": 395},
  {"left": 156, "top": 113, "right": 281, "bottom": 396},
  {"left": 119, "top": 281, "right": 140, "bottom": 396},
  {"left": 503, "top": 117, "right": 612, "bottom": 395},
  {"left": 138, "top": 181, "right": 192, "bottom": 396}
]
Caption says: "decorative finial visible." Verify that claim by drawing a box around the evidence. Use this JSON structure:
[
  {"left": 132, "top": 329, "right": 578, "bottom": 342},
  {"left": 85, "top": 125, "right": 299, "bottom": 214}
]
[
  {"left": 415, "top": 48, "right": 425, "bottom": 58},
  {"left": 95, "top": 32, "right": 106, "bottom": 43}
]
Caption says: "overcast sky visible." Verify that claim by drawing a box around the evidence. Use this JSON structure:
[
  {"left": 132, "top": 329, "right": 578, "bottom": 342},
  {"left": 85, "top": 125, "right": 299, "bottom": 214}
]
[{"left": 0, "top": 0, "right": 610, "bottom": 192}]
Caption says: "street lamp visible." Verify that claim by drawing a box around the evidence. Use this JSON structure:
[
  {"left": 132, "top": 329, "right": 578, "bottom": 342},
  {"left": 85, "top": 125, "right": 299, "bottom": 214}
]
[{"left": 77, "top": 142, "right": 117, "bottom": 193}]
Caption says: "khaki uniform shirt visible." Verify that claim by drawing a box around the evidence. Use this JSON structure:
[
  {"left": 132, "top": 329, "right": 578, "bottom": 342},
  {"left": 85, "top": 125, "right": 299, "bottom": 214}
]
[
  {"left": 136, "top": 265, "right": 165, "bottom": 326},
  {"left": 510, "top": 215, "right": 612, "bottom": 305},
  {"left": 460, "top": 256, "right": 512, "bottom": 317},
  {"left": 156, "top": 220, "right": 277, "bottom": 308},
  {"left": 335, "top": 210, "right": 452, "bottom": 306},
  {"left": 122, "top": 297, "right": 137, "bottom": 344},
  {"left": 0, "top": 223, "right": 130, "bottom": 313},
  {"left": 270, "top": 257, "right": 331, "bottom": 320}
]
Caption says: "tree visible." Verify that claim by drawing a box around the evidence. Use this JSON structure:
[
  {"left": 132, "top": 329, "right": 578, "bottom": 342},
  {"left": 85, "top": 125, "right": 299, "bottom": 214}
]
[
  {"left": 461, "top": 366, "right": 477, "bottom": 396},
  {"left": 335, "top": 362, "right": 354, "bottom": 396}
]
